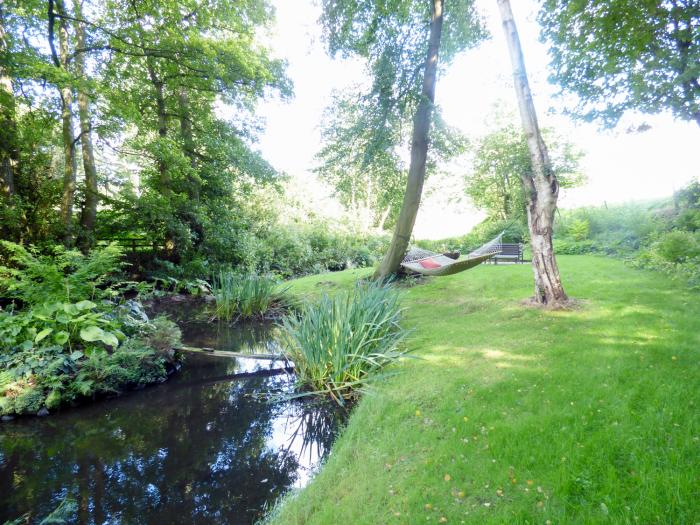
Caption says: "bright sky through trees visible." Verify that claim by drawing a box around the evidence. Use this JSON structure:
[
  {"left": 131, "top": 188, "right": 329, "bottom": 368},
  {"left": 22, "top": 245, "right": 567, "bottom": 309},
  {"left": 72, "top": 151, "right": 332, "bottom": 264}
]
[{"left": 254, "top": 0, "right": 700, "bottom": 239}]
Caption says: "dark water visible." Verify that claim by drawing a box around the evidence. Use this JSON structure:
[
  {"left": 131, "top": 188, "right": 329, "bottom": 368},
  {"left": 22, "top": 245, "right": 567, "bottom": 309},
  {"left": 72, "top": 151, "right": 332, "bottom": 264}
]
[{"left": 0, "top": 312, "right": 342, "bottom": 525}]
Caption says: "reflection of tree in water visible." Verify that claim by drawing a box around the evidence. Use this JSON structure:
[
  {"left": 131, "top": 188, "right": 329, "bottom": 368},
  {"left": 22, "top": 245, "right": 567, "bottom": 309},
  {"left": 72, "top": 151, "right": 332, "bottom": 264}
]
[
  {"left": 279, "top": 400, "right": 347, "bottom": 467},
  {"left": 0, "top": 364, "right": 339, "bottom": 525}
]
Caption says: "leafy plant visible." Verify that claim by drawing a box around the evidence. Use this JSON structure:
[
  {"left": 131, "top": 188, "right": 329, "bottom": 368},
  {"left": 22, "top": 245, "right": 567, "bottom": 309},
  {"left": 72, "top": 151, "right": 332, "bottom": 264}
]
[
  {"left": 280, "top": 281, "right": 409, "bottom": 404},
  {"left": 568, "top": 218, "right": 590, "bottom": 241},
  {"left": 0, "top": 241, "right": 123, "bottom": 306},
  {"left": 0, "top": 300, "right": 125, "bottom": 354},
  {"left": 652, "top": 230, "right": 700, "bottom": 263},
  {"left": 212, "top": 271, "right": 290, "bottom": 321},
  {"left": 134, "top": 315, "right": 182, "bottom": 359}
]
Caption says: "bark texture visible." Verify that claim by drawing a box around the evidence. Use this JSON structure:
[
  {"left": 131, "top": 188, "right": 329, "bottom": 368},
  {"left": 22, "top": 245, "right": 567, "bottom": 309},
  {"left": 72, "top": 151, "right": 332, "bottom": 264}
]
[
  {"left": 0, "top": 6, "right": 17, "bottom": 198},
  {"left": 497, "top": 0, "right": 567, "bottom": 305},
  {"left": 178, "top": 88, "right": 199, "bottom": 201},
  {"left": 374, "top": 0, "right": 444, "bottom": 280},
  {"left": 56, "top": 0, "right": 78, "bottom": 246},
  {"left": 74, "top": 2, "right": 98, "bottom": 248}
]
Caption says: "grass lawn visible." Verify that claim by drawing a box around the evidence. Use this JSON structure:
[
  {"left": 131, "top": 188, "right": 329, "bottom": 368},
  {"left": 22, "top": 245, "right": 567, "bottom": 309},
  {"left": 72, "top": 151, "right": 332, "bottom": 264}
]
[{"left": 270, "top": 255, "right": 700, "bottom": 525}]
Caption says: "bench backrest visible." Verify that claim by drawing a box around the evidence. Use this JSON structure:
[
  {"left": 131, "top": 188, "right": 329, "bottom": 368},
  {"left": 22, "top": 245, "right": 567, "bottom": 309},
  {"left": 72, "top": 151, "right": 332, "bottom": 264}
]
[{"left": 498, "top": 243, "right": 522, "bottom": 256}]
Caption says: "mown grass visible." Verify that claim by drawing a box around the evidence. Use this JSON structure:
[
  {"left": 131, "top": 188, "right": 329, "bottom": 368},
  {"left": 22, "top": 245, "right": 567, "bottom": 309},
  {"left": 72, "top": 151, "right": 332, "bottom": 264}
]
[{"left": 269, "top": 255, "right": 700, "bottom": 524}]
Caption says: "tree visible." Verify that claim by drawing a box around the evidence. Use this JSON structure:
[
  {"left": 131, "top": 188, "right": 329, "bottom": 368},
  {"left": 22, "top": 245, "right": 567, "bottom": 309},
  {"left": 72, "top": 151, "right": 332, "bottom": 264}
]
[
  {"left": 73, "top": 0, "right": 98, "bottom": 249},
  {"left": 467, "top": 124, "right": 584, "bottom": 221},
  {"left": 49, "top": 0, "right": 79, "bottom": 246},
  {"left": 0, "top": 5, "right": 17, "bottom": 199},
  {"left": 320, "top": 0, "right": 485, "bottom": 279},
  {"left": 538, "top": 0, "right": 700, "bottom": 128},
  {"left": 498, "top": 0, "right": 568, "bottom": 306}
]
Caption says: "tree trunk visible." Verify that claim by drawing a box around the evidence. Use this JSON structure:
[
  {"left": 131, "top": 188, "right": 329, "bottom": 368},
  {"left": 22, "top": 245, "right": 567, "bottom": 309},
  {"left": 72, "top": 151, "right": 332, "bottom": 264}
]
[
  {"left": 497, "top": 0, "right": 568, "bottom": 305},
  {"left": 373, "top": 0, "right": 444, "bottom": 280},
  {"left": 56, "top": 0, "right": 77, "bottom": 247},
  {"left": 378, "top": 204, "right": 392, "bottom": 231},
  {"left": 74, "top": 1, "right": 98, "bottom": 250},
  {"left": 177, "top": 87, "right": 199, "bottom": 201},
  {"left": 146, "top": 58, "right": 171, "bottom": 196},
  {"left": 0, "top": 6, "right": 17, "bottom": 199}
]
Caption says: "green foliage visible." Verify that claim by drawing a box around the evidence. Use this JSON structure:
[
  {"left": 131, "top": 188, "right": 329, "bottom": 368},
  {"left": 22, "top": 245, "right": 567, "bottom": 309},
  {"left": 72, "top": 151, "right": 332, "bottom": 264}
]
[
  {"left": 653, "top": 230, "right": 700, "bottom": 263},
  {"left": 467, "top": 124, "right": 585, "bottom": 221},
  {"left": 539, "top": 0, "right": 700, "bottom": 127},
  {"left": 567, "top": 218, "right": 590, "bottom": 241},
  {"left": 253, "top": 223, "right": 390, "bottom": 278},
  {"left": 280, "top": 281, "right": 408, "bottom": 404},
  {"left": 0, "top": 301, "right": 125, "bottom": 355},
  {"left": 0, "top": 241, "right": 123, "bottom": 305},
  {"left": 135, "top": 315, "right": 182, "bottom": 360},
  {"left": 212, "top": 272, "right": 290, "bottom": 321},
  {"left": 554, "top": 181, "right": 700, "bottom": 289}
]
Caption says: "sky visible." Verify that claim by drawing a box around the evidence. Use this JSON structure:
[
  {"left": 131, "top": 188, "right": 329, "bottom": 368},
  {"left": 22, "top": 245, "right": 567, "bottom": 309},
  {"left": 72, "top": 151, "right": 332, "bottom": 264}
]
[{"left": 252, "top": 0, "right": 700, "bottom": 239}]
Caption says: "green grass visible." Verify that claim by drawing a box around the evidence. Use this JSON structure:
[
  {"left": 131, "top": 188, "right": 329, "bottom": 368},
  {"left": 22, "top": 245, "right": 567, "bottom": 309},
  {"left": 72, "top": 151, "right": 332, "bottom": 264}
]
[{"left": 268, "top": 256, "right": 700, "bottom": 524}]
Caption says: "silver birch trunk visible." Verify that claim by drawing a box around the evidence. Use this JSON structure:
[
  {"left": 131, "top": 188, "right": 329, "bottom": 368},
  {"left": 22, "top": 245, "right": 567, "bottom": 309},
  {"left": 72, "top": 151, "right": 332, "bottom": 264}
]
[{"left": 497, "top": 0, "right": 568, "bottom": 305}]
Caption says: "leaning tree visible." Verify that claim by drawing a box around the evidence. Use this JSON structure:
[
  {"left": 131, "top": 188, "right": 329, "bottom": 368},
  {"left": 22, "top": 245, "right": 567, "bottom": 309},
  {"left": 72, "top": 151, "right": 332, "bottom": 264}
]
[{"left": 320, "top": 0, "right": 486, "bottom": 279}]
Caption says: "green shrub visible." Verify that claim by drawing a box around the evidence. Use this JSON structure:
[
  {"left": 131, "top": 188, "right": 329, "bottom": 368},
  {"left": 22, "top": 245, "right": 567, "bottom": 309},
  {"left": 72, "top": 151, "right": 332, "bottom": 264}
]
[
  {"left": 568, "top": 218, "right": 590, "bottom": 241},
  {"left": 212, "top": 271, "right": 290, "bottom": 321},
  {"left": 652, "top": 230, "right": 700, "bottom": 263},
  {"left": 554, "top": 239, "right": 600, "bottom": 255},
  {"left": 0, "top": 241, "right": 123, "bottom": 305},
  {"left": 134, "top": 315, "right": 182, "bottom": 359},
  {"left": 280, "top": 281, "right": 408, "bottom": 404},
  {"left": 0, "top": 301, "right": 126, "bottom": 355}
]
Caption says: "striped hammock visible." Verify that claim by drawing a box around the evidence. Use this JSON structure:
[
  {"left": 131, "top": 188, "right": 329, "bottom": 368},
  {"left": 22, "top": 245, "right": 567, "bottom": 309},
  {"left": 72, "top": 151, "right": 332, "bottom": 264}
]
[{"left": 400, "top": 232, "right": 504, "bottom": 276}]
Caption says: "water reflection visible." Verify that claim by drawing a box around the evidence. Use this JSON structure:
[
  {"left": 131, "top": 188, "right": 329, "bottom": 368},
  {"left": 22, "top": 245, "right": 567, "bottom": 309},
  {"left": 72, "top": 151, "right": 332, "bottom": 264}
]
[{"left": 0, "top": 321, "right": 343, "bottom": 524}]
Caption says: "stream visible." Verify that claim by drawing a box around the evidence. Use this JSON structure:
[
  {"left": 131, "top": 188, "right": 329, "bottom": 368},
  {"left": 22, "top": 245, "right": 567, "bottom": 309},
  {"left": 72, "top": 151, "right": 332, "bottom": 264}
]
[{"left": 0, "top": 303, "right": 343, "bottom": 524}]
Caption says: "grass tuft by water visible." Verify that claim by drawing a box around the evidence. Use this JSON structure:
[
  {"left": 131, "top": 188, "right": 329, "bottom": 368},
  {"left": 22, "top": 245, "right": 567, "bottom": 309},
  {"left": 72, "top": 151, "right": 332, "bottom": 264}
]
[
  {"left": 212, "top": 271, "right": 291, "bottom": 321},
  {"left": 280, "top": 280, "right": 409, "bottom": 404}
]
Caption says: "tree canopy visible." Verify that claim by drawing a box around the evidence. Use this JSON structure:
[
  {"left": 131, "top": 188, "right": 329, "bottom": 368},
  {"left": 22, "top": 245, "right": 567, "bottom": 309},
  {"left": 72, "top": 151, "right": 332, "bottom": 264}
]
[
  {"left": 539, "top": 0, "right": 700, "bottom": 127},
  {"left": 467, "top": 124, "right": 584, "bottom": 221}
]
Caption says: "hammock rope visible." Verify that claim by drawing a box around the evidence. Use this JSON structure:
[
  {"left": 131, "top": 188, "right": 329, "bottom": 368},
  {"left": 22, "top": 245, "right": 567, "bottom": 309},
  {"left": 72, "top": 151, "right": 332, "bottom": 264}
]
[{"left": 400, "top": 231, "right": 504, "bottom": 277}]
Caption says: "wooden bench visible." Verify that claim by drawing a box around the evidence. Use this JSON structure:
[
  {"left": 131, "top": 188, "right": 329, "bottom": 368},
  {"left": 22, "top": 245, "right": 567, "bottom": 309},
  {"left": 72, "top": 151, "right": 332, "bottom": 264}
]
[{"left": 492, "top": 243, "right": 524, "bottom": 264}]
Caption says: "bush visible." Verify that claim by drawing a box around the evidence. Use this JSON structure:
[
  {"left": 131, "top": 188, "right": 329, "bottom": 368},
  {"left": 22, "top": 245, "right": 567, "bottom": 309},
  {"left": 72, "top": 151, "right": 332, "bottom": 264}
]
[
  {"left": 0, "top": 245, "right": 183, "bottom": 416},
  {"left": 652, "top": 230, "right": 700, "bottom": 263},
  {"left": 568, "top": 218, "right": 590, "bottom": 241},
  {"left": 0, "top": 241, "right": 123, "bottom": 305},
  {"left": 554, "top": 239, "right": 600, "bottom": 255},
  {"left": 280, "top": 281, "right": 408, "bottom": 404}
]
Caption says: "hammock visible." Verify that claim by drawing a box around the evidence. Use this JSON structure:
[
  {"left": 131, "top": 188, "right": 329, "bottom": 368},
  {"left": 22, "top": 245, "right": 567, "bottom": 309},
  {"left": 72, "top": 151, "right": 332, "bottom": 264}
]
[{"left": 400, "top": 232, "right": 504, "bottom": 277}]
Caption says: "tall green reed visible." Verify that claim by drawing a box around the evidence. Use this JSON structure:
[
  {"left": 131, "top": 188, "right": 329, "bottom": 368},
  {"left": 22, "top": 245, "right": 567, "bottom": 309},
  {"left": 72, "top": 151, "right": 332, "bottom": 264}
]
[
  {"left": 280, "top": 281, "right": 409, "bottom": 404},
  {"left": 212, "top": 271, "right": 290, "bottom": 321}
]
